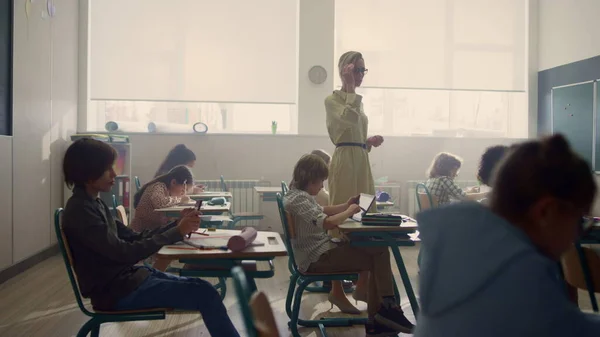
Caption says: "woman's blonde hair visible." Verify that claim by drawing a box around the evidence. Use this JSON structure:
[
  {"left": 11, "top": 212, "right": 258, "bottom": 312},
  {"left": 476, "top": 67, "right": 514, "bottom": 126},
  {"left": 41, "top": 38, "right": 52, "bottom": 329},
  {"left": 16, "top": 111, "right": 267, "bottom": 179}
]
[
  {"left": 427, "top": 152, "right": 463, "bottom": 178},
  {"left": 310, "top": 149, "right": 331, "bottom": 165},
  {"left": 338, "top": 51, "right": 363, "bottom": 80},
  {"left": 291, "top": 154, "right": 329, "bottom": 190}
]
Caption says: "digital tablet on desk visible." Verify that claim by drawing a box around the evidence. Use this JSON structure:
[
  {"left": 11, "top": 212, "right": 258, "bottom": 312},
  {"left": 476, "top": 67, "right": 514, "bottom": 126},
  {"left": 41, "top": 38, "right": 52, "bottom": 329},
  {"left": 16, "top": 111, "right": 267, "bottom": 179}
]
[{"left": 352, "top": 193, "right": 377, "bottom": 222}]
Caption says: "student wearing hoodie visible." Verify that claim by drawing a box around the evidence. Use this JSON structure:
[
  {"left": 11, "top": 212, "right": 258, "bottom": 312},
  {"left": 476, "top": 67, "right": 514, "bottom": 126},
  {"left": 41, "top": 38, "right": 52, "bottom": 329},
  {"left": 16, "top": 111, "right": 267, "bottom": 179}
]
[{"left": 415, "top": 134, "right": 600, "bottom": 337}]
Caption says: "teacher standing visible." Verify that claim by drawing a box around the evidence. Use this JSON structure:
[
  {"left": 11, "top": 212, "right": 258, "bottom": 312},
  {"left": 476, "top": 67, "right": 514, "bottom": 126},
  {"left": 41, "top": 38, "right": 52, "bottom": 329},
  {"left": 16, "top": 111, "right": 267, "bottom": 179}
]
[{"left": 326, "top": 51, "right": 384, "bottom": 234}]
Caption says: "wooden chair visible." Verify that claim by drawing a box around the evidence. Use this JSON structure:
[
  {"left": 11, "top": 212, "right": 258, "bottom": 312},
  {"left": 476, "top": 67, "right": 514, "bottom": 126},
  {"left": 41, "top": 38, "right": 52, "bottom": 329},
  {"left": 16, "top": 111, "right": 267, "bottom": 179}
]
[
  {"left": 561, "top": 244, "right": 600, "bottom": 312},
  {"left": 220, "top": 175, "right": 264, "bottom": 228},
  {"left": 415, "top": 183, "right": 438, "bottom": 212},
  {"left": 275, "top": 193, "right": 365, "bottom": 337},
  {"left": 54, "top": 208, "right": 169, "bottom": 337},
  {"left": 115, "top": 205, "right": 129, "bottom": 227},
  {"left": 232, "top": 266, "right": 281, "bottom": 337}
]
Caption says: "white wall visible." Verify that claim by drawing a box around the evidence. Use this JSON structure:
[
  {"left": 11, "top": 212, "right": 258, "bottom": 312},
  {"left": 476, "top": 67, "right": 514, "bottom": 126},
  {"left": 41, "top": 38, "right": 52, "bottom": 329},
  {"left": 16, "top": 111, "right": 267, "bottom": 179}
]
[
  {"left": 538, "top": 0, "right": 600, "bottom": 71},
  {"left": 0, "top": 0, "right": 78, "bottom": 271}
]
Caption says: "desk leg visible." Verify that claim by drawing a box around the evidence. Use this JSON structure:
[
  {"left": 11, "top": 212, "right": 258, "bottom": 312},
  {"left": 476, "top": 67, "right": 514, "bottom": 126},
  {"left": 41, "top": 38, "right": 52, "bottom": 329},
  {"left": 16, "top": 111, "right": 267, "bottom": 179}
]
[
  {"left": 153, "top": 258, "right": 172, "bottom": 272},
  {"left": 390, "top": 245, "right": 419, "bottom": 317},
  {"left": 247, "top": 277, "right": 258, "bottom": 293}
]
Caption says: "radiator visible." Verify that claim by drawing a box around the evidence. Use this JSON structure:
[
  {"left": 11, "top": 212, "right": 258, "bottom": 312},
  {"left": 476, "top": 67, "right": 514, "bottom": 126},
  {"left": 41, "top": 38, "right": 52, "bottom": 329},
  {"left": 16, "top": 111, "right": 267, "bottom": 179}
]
[
  {"left": 195, "top": 179, "right": 271, "bottom": 228},
  {"left": 406, "top": 180, "right": 478, "bottom": 217}
]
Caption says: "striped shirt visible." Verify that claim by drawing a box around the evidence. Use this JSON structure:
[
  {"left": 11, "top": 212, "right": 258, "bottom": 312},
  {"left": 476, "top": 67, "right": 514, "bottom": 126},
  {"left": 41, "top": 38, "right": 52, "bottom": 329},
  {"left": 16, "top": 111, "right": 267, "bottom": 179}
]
[
  {"left": 284, "top": 188, "right": 336, "bottom": 272},
  {"left": 425, "top": 176, "right": 466, "bottom": 205}
]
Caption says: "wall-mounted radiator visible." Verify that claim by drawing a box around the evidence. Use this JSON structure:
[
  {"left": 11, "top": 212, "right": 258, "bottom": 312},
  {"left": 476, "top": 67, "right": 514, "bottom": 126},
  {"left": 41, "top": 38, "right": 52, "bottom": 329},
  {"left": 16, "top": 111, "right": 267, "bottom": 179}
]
[{"left": 196, "top": 179, "right": 271, "bottom": 228}]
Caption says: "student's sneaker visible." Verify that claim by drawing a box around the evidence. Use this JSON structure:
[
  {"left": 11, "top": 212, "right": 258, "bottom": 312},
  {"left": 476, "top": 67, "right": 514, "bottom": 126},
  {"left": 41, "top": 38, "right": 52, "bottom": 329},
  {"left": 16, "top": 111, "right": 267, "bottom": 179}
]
[
  {"left": 366, "top": 320, "right": 402, "bottom": 336},
  {"left": 375, "top": 304, "right": 415, "bottom": 333}
]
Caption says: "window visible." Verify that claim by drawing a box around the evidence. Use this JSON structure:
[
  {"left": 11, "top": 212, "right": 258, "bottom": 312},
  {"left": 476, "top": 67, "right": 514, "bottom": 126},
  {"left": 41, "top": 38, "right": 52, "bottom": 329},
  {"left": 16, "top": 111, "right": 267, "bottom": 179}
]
[
  {"left": 86, "top": 0, "right": 298, "bottom": 133},
  {"left": 335, "top": 0, "right": 527, "bottom": 138},
  {"left": 0, "top": 0, "right": 12, "bottom": 136}
]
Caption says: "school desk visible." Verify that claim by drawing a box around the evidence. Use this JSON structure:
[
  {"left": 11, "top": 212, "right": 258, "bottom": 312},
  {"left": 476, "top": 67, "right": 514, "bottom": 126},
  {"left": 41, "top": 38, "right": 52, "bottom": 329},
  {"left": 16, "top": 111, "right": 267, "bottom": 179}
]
[
  {"left": 153, "top": 229, "right": 288, "bottom": 294},
  {"left": 187, "top": 191, "right": 233, "bottom": 201},
  {"left": 154, "top": 202, "right": 232, "bottom": 217},
  {"left": 338, "top": 220, "right": 420, "bottom": 317}
]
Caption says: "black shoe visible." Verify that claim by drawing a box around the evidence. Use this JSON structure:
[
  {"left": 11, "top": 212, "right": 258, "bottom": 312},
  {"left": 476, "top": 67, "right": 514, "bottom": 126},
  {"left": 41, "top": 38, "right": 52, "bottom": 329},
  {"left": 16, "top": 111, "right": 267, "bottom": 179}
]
[
  {"left": 342, "top": 280, "right": 354, "bottom": 289},
  {"left": 366, "top": 320, "right": 402, "bottom": 336},
  {"left": 375, "top": 305, "right": 414, "bottom": 333}
]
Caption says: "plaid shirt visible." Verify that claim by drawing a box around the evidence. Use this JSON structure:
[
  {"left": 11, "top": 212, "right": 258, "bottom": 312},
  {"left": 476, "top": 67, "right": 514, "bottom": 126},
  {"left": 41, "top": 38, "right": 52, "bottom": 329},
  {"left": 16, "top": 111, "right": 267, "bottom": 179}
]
[
  {"left": 425, "top": 176, "right": 466, "bottom": 205},
  {"left": 284, "top": 188, "right": 336, "bottom": 273}
]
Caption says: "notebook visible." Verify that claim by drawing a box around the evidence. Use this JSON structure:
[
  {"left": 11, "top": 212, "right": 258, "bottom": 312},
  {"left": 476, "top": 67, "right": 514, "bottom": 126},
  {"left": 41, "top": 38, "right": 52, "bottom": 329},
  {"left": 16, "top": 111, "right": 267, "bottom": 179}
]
[{"left": 352, "top": 193, "right": 377, "bottom": 222}]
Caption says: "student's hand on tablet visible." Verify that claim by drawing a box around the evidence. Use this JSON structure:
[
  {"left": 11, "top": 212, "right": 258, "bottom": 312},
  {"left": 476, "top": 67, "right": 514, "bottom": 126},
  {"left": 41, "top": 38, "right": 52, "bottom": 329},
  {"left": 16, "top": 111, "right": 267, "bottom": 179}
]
[
  {"left": 347, "top": 204, "right": 361, "bottom": 215},
  {"left": 193, "top": 185, "right": 205, "bottom": 194},
  {"left": 177, "top": 210, "right": 201, "bottom": 236},
  {"left": 181, "top": 195, "right": 191, "bottom": 203},
  {"left": 347, "top": 195, "right": 360, "bottom": 206}
]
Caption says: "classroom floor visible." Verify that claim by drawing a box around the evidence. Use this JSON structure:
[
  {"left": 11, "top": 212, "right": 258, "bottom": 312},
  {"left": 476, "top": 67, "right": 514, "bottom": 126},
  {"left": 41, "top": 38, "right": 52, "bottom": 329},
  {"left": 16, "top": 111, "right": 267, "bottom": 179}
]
[{"left": 0, "top": 245, "right": 596, "bottom": 337}]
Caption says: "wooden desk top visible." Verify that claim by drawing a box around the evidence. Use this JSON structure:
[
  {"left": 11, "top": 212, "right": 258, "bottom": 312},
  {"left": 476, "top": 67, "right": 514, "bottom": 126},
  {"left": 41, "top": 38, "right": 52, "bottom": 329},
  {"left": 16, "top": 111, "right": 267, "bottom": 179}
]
[
  {"left": 188, "top": 192, "right": 233, "bottom": 200},
  {"left": 254, "top": 186, "right": 282, "bottom": 194},
  {"left": 376, "top": 201, "right": 394, "bottom": 207},
  {"left": 156, "top": 229, "right": 288, "bottom": 259},
  {"left": 155, "top": 202, "right": 231, "bottom": 213},
  {"left": 338, "top": 219, "right": 418, "bottom": 233}
]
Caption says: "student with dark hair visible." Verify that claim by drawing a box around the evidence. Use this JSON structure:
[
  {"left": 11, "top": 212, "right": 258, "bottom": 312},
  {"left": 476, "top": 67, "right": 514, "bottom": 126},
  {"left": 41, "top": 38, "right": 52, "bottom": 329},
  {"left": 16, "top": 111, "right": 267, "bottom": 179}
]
[
  {"left": 477, "top": 145, "right": 509, "bottom": 187},
  {"left": 62, "top": 138, "right": 240, "bottom": 337},
  {"left": 285, "top": 154, "right": 415, "bottom": 336},
  {"left": 155, "top": 144, "right": 196, "bottom": 178},
  {"left": 131, "top": 165, "right": 193, "bottom": 232},
  {"left": 415, "top": 135, "right": 600, "bottom": 337}
]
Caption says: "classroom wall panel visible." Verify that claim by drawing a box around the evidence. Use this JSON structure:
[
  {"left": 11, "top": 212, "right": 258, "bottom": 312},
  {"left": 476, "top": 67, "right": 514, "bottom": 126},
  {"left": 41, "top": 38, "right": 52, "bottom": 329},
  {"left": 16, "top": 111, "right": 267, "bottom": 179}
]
[
  {"left": 11, "top": 0, "right": 53, "bottom": 263},
  {"left": 0, "top": 137, "right": 12, "bottom": 270},
  {"left": 49, "top": 0, "right": 78, "bottom": 244}
]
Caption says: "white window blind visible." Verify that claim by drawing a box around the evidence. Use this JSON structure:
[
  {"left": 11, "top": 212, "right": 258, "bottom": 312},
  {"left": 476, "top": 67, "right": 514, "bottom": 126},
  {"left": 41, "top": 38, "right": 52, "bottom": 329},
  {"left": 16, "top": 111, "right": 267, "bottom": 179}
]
[
  {"left": 334, "top": 0, "right": 526, "bottom": 92},
  {"left": 90, "top": 0, "right": 298, "bottom": 103}
]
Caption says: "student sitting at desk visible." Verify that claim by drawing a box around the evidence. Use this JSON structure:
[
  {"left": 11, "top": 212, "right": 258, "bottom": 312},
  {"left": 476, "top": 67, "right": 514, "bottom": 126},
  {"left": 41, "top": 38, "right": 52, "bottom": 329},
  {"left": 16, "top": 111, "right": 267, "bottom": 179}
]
[
  {"left": 415, "top": 135, "right": 600, "bottom": 337},
  {"left": 155, "top": 144, "right": 202, "bottom": 193},
  {"left": 155, "top": 144, "right": 196, "bottom": 177},
  {"left": 284, "top": 154, "right": 414, "bottom": 336},
  {"left": 425, "top": 152, "right": 483, "bottom": 205},
  {"left": 475, "top": 145, "right": 508, "bottom": 204},
  {"left": 131, "top": 165, "right": 193, "bottom": 232},
  {"left": 62, "top": 138, "right": 240, "bottom": 337}
]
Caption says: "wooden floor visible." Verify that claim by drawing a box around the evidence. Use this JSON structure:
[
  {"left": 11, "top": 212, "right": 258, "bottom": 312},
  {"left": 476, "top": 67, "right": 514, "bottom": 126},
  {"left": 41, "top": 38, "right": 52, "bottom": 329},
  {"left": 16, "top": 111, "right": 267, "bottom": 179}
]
[{"left": 0, "top": 245, "right": 596, "bottom": 337}]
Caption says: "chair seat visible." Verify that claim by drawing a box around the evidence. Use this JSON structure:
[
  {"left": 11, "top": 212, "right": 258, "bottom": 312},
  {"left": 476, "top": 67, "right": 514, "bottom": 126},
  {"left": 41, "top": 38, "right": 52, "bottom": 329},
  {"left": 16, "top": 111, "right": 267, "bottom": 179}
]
[
  {"left": 183, "top": 261, "right": 258, "bottom": 272},
  {"left": 234, "top": 212, "right": 264, "bottom": 218}
]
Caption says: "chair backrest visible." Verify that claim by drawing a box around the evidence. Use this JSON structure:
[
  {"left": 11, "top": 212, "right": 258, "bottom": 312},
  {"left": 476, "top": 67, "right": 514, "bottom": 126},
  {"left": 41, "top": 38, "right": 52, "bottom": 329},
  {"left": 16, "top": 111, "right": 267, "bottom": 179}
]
[
  {"left": 54, "top": 208, "right": 94, "bottom": 316},
  {"left": 281, "top": 181, "right": 289, "bottom": 195},
  {"left": 275, "top": 193, "right": 299, "bottom": 273},
  {"left": 134, "top": 176, "right": 141, "bottom": 191},
  {"left": 250, "top": 292, "right": 280, "bottom": 337},
  {"left": 220, "top": 175, "right": 229, "bottom": 192},
  {"left": 116, "top": 205, "right": 129, "bottom": 226},
  {"left": 415, "top": 183, "right": 438, "bottom": 211},
  {"left": 561, "top": 245, "right": 600, "bottom": 292}
]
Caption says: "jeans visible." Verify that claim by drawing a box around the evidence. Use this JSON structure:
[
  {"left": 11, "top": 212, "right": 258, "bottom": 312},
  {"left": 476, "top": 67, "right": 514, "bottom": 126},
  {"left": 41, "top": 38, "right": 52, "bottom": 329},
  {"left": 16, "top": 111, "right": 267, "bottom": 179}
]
[{"left": 115, "top": 267, "right": 240, "bottom": 337}]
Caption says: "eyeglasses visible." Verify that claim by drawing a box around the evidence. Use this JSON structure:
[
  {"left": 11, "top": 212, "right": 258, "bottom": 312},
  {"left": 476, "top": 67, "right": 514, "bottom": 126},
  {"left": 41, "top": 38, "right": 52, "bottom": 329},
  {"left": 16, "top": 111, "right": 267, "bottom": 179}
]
[{"left": 354, "top": 67, "right": 368, "bottom": 75}]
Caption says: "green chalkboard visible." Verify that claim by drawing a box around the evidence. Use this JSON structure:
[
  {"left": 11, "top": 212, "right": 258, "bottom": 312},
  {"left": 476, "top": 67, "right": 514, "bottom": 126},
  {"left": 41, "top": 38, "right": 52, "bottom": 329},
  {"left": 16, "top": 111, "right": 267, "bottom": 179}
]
[
  {"left": 552, "top": 82, "right": 594, "bottom": 166},
  {"left": 0, "top": 0, "right": 12, "bottom": 135}
]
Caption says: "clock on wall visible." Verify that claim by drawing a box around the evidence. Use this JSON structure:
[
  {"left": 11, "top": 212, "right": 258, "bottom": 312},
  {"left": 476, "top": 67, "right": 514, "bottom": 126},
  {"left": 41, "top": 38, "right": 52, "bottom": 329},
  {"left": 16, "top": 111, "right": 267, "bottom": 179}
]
[{"left": 308, "top": 65, "right": 327, "bottom": 84}]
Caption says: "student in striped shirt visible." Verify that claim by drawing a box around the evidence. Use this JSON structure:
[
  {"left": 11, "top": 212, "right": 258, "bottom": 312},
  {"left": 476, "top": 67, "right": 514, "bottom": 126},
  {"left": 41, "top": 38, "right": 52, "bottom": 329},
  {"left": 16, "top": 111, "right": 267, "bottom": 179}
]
[{"left": 284, "top": 154, "right": 414, "bottom": 336}]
